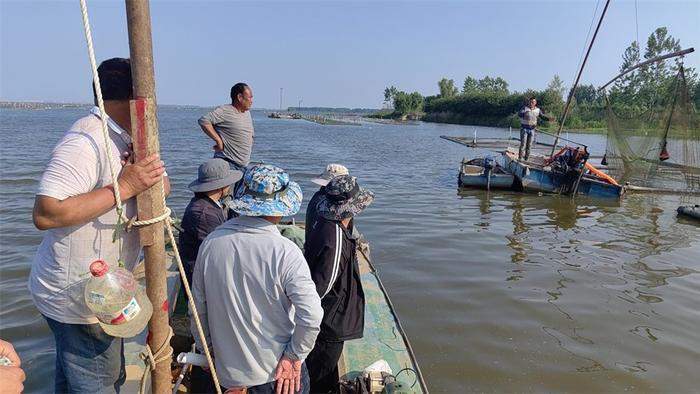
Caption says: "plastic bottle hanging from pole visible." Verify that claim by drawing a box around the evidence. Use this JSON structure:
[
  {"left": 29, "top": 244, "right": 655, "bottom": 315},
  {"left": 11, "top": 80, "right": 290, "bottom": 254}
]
[{"left": 84, "top": 259, "right": 153, "bottom": 337}]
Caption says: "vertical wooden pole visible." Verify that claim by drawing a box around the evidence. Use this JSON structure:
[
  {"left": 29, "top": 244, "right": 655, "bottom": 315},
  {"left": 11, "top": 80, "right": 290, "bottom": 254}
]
[{"left": 125, "top": 1, "right": 172, "bottom": 393}]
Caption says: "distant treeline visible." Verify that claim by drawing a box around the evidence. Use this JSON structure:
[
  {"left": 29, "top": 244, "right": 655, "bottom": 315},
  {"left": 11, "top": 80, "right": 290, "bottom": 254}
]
[{"left": 376, "top": 27, "right": 700, "bottom": 131}]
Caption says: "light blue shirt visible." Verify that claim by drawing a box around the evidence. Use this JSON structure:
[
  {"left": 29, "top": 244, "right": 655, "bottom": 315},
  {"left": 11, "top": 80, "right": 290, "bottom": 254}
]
[{"left": 191, "top": 216, "right": 322, "bottom": 388}]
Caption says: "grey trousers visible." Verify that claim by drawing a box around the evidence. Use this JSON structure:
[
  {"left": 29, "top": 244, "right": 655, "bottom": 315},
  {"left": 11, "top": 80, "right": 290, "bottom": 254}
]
[{"left": 519, "top": 128, "right": 534, "bottom": 160}]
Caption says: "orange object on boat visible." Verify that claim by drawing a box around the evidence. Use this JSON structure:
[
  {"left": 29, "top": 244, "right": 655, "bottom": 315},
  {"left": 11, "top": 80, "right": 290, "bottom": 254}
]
[{"left": 585, "top": 162, "right": 618, "bottom": 185}]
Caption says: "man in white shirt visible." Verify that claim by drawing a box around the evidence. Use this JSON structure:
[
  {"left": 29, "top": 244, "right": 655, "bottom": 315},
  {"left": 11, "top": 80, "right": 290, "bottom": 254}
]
[
  {"left": 29, "top": 57, "right": 168, "bottom": 393},
  {"left": 518, "top": 97, "right": 553, "bottom": 161},
  {"left": 191, "top": 164, "right": 322, "bottom": 394}
]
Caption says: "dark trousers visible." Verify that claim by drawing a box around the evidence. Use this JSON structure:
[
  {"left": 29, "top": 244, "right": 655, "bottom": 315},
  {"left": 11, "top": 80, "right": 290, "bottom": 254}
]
[
  {"left": 190, "top": 363, "right": 310, "bottom": 394},
  {"left": 306, "top": 340, "right": 344, "bottom": 394},
  {"left": 219, "top": 159, "right": 246, "bottom": 219}
]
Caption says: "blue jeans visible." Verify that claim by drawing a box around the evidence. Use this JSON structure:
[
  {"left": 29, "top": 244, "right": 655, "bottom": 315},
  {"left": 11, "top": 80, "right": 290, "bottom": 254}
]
[{"left": 44, "top": 315, "right": 125, "bottom": 393}]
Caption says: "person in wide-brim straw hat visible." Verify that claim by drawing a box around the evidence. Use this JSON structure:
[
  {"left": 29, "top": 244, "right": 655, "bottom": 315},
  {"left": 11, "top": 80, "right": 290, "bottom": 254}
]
[
  {"left": 303, "top": 174, "right": 374, "bottom": 392},
  {"left": 315, "top": 174, "right": 374, "bottom": 221},
  {"left": 310, "top": 163, "right": 349, "bottom": 187},
  {"left": 306, "top": 163, "right": 350, "bottom": 239},
  {"left": 229, "top": 164, "right": 303, "bottom": 216}
]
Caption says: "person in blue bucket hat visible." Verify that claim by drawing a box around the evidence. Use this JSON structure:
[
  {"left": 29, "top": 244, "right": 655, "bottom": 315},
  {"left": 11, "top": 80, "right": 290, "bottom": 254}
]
[
  {"left": 191, "top": 164, "right": 322, "bottom": 394},
  {"left": 229, "top": 164, "right": 303, "bottom": 216}
]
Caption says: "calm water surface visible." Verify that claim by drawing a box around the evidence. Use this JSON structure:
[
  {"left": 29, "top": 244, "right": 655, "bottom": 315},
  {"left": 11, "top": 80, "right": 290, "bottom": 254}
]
[{"left": 1, "top": 108, "right": 699, "bottom": 393}]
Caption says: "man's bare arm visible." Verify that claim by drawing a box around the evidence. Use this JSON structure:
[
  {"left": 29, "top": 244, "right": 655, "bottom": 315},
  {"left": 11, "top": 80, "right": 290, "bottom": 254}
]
[
  {"left": 199, "top": 122, "right": 224, "bottom": 152},
  {"left": 33, "top": 154, "right": 165, "bottom": 230}
]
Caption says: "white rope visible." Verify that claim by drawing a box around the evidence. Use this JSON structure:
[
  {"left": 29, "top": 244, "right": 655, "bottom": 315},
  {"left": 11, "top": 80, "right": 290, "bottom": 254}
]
[
  {"left": 78, "top": 2, "right": 222, "bottom": 393},
  {"left": 139, "top": 327, "right": 174, "bottom": 394}
]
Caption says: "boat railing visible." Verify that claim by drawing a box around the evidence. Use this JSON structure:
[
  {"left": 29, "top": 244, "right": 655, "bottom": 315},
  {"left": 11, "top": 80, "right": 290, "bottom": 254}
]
[{"left": 534, "top": 128, "right": 588, "bottom": 154}]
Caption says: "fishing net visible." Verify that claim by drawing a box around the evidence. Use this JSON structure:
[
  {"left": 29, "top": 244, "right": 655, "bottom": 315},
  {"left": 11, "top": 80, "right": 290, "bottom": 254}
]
[{"left": 603, "top": 65, "right": 700, "bottom": 193}]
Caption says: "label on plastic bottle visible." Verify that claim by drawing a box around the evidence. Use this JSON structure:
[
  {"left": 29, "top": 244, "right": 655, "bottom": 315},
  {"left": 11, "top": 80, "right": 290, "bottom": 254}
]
[
  {"left": 88, "top": 291, "right": 106, "bottom": 306},
  {"left": 96, "top": 297, "right": 142, "bottom": 325}
]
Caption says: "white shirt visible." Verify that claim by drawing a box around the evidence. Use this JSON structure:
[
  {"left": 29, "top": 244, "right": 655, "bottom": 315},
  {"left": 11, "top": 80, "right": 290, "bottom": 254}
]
[
  {"left": 191, "top": 216, "right": 322, "bottom": 388},
  {"left": 519, "top": 106, "right": 543, "bottom": 127},
  {"left": 29, "top": 108, "right": 140, "bottom": 324}
]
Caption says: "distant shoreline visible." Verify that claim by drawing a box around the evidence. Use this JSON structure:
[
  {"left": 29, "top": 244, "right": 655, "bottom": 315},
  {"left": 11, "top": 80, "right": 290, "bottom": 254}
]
[{"left": 0, "top": 101, "right": 206, "bottom": 110}]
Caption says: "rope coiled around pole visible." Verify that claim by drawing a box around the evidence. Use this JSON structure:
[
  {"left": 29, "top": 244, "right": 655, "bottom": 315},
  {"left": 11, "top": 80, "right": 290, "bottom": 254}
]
[{"left": 78, "top": 1, "right": 222, "bottom": 393}]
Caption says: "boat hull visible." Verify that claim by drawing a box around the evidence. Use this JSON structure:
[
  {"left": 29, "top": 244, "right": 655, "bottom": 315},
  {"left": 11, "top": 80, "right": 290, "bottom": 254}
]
[
  {"left": 459, "top": 172, "right": 515, "bottom": 189},
  {"left": 458, "top": 159, "right": 515, "bottom": 190},
  {"left": 501, "top": 149, "right": 624, "bottom": 198}
]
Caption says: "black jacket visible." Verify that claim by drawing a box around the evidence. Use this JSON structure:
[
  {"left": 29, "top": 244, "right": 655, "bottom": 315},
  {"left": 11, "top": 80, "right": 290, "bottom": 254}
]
[
  {"left": 178, "top": 195, "right": 225, "bottom": 282},
  {"left": 304, "top": 187, "right": 324, "bottom": 241},
  {"left": 304, "top": 218, "right": 365, "bottom": 341}
]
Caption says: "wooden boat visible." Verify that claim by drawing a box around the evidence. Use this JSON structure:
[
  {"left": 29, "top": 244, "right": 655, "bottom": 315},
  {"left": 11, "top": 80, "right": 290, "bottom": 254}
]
[
  {"left": 677, "top": 205, "right": 700, "bottom": 220},
  {"left": 500, "top": 147, "right": 624, "bottom": 198},
  {"left": 339, "top": 243, "right": 428, "bottom": 393},
  {"left": 458, "top": 157, "right": 515, "bottom": 190},
  {"left": 124, "top": 225, "right": 429, "bottom": 393}
]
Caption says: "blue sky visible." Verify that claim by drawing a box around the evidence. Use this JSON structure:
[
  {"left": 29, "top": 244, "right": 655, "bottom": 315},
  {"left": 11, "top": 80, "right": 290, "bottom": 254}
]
[{"left": 1, "top": 0, "right": 698, "bottom": 108}]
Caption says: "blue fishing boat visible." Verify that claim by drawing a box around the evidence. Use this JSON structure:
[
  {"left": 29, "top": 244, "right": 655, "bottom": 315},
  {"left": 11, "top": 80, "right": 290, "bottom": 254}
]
[
  {"left": 458, "top": 157, "right": 515, "bottom": 190},
  {"left": 500, "top": 148, "right": 624, "bottom": 198}
]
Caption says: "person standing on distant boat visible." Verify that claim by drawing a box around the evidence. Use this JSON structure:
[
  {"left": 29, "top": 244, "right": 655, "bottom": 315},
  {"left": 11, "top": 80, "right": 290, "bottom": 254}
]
[
  {"left": 304, "top": 175, "right": 374, "bottom": 393},
  {"left": 29, "top": 58, "right": 168, "bottom": 393},
  {"left": 198, "top": 83, "right": 255, "bottom": 186},
  {"left": 518, "top": 97, "right": 553, "bottom": 161}
]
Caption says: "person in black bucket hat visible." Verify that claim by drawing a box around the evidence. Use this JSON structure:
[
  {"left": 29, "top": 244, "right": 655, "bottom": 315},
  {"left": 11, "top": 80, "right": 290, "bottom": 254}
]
[
  {"left": 304, "top": 175, "right": 374, "bottom": 393},
  {"left": 179, "top": 158, "right": 242, "bottom": 285}
]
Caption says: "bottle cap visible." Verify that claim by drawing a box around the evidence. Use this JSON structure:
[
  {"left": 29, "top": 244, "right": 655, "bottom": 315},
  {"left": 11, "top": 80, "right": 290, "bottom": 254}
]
[{"left": 89, "top": 260, "right": 109, "bottom": 277}]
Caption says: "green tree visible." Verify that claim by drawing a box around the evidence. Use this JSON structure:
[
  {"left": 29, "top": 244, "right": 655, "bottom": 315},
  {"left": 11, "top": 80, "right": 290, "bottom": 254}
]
[
  {"left": 383, "top": 86, "right": 398, "bottom": 108},
  {"left": 438, "top": 78, "right": 458, "bottom": 98},
  {"left": 462, "top": 76, "right": 478, "bottom": 94},
  {"left": 546, "top": 74, "right": 566, "bottom": 98},
  {"left": 639, "top": 27, "right": 682, "bottom": 106},
  {"left": 477, "top": 76, "right": 494, "bottom": 93},
  {"left": 540, "top": 75, "right": 566, "bottom": 123},
  {"left": 492, "top": 77, "right": 510, "bottom": 94},
  {"left": 610, "top": 27, "right": 698, "bottom": 109},
  {"left": 393, "top": 90, "right": 424, "bottom": 118},
  {"left": 573, "top": 84, "right": 602, "bottom": 105},
  {"left": 610, "top": 40, "right": 642, "bottom": 105}
]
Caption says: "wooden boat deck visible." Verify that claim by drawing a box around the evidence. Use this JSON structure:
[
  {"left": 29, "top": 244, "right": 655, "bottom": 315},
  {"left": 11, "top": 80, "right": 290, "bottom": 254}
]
[{"left": 338, "top": 248, "right": 428, "bottom": 393}]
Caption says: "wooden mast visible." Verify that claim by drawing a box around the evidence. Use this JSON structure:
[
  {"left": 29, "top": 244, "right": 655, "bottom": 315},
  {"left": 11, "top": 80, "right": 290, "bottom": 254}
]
[{"left": 125, "top": 1, "right": 172, "bottom": 392}]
